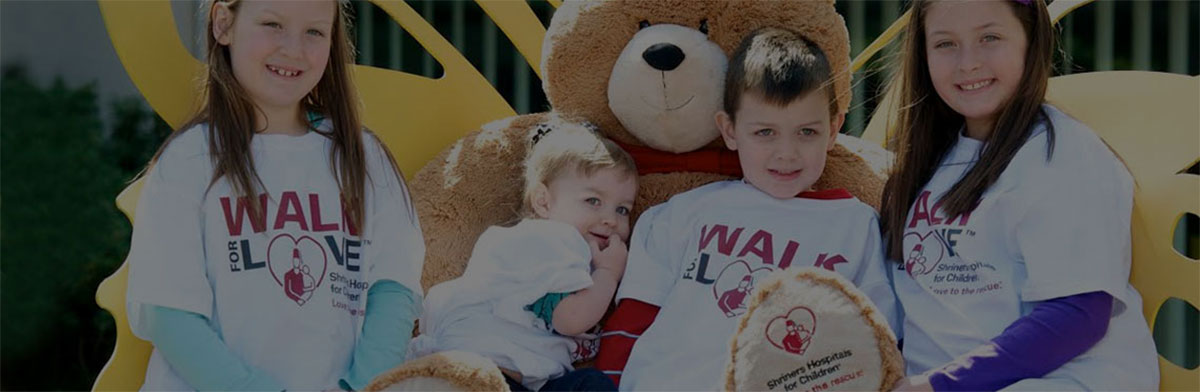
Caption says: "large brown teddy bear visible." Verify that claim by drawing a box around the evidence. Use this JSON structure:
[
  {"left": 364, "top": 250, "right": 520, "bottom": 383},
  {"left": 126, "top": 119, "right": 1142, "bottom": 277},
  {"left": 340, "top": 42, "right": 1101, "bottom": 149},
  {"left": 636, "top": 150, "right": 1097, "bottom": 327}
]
[
  {"left": 411, "top": 0, "right": 888, "bottom": 294},
  {"left": 374, "top": 0, "right": 891, "bottom": 390}
]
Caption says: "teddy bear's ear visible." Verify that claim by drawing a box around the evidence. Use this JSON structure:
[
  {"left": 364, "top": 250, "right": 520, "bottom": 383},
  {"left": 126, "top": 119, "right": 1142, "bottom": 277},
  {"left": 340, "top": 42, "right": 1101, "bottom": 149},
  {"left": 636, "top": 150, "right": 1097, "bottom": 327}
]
[
  {"left": 540, "top": 1, "right": 681, "bottom": 146},
  {"left": 539, "top": 0, "right": 603, "bottom": 83}
]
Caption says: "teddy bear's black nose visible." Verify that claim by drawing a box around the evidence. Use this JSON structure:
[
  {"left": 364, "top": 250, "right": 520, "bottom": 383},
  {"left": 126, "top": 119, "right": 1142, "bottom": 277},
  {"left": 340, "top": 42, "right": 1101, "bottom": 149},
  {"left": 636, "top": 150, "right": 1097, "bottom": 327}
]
[{"left": 642, "top": 43, "right": 685, "bottom": 71}]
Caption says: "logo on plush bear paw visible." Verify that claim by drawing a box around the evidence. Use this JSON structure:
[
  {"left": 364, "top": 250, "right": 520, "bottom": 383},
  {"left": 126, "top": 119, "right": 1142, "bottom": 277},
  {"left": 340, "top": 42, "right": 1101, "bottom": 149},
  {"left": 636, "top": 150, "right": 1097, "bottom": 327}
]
[
  {"left": 267, "top": 234, "right": 328, "bottom": 306},
  {"left": 765, "top": 306, "right": 817, "bottom": 355}
]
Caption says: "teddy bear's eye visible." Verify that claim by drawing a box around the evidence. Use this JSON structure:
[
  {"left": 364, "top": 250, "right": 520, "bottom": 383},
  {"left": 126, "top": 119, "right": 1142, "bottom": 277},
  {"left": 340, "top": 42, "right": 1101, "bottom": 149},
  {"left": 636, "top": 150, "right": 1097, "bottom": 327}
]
[
  {"left": 699, "top": 19, "right": 709, "bottom": 35},
  {"left": 638, "top": 20, "right": 651, "bottom": 30}
]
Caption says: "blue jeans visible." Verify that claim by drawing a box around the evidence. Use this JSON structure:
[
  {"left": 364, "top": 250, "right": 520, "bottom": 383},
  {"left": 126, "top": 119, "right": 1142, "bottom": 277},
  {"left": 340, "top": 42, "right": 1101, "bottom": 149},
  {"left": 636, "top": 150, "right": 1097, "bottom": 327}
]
[{"left": 504, "top": 368, "right": 616, "bottom": 391}]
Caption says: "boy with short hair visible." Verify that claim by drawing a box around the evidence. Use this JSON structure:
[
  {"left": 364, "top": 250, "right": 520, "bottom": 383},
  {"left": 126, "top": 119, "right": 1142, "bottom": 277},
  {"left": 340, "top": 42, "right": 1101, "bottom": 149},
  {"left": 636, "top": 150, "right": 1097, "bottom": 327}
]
[{"left": 594, "top": 28, "right": 898, "bottom": 391}]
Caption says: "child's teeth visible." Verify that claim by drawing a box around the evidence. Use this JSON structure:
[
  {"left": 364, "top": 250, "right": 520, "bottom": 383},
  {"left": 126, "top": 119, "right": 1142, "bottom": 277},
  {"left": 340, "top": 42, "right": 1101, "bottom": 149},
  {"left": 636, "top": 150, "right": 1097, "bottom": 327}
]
[
  {"left": 962, "top": 80, "right": 991, "bottom": 91},
  {"left": 269, "top": 66, "right": 297, "bottom": 77}
]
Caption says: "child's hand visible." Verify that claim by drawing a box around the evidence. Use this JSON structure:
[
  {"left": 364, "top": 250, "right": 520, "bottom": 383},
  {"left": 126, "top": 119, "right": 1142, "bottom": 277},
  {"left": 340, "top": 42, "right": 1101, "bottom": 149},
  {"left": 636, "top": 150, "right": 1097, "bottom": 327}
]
[
  {"left": 556, "top": 238, "right": 627, "bottom": 336},
  {"left": 590, "top": 234, "right": 627, "bottom": 280}
]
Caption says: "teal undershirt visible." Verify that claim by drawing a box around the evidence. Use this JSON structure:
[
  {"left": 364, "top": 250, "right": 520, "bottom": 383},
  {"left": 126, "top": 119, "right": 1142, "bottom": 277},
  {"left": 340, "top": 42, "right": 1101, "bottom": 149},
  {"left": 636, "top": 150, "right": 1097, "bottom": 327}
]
[
  {"left": 144, "top": 280, "right": 418, "bottom": 391},
  {"left": 525, "top": 292, "right": 571, "bottom": 331},
  {"left": 142, "top": 306, "right": 284, "bottom": 391},
  {"left": 341, "top": 281, "right": 419, "bottom": 390}
]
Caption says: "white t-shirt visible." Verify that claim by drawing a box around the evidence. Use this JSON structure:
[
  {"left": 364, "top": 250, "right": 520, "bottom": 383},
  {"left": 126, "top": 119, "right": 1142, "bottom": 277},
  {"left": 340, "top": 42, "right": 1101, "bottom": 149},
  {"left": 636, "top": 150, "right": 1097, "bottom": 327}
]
[
  {"left": 409, "top": 219, "right": 595, "bottom": 391},
  {"left": 892, "top": 104, "right": 1158, "bottom": 390},
  {"left": 616, "top": 180, "right": 899, "bottom": 391},
  {"left": 126, "top": 122, "right": 425, "bottom": 391}
]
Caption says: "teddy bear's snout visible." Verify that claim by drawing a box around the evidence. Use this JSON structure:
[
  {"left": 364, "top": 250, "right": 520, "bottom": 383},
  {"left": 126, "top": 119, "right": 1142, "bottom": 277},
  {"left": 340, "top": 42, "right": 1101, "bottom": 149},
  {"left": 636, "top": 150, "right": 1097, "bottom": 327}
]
[{"left": 642, "top": 43, "right": 685, "bottom": 71}]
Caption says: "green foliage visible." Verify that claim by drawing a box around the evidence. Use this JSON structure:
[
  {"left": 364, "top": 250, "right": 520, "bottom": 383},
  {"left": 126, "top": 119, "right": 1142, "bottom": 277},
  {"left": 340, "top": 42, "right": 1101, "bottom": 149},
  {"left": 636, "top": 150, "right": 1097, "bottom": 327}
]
[
  {"left": 0, "top": 64, "right": 167, "bottom": 390},
  {"left": 105, "top": 96, "right": 173, "bottom": 176}
]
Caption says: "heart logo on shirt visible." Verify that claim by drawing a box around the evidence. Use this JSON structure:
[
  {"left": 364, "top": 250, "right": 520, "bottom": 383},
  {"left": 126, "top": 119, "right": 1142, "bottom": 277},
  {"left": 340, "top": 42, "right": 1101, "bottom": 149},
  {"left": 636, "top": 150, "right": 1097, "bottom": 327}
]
[
  {"left": 902, "top": 231, "right": 945, "bottom": 278},
  {"left": 765, "top": 306, "right": 818, "bottom": 356},
  {"left": 712, "top": 260, "right": 775, "bottom": 318},
  {"left": 266, "top": 234, "right": 328, "bottom": 306}
]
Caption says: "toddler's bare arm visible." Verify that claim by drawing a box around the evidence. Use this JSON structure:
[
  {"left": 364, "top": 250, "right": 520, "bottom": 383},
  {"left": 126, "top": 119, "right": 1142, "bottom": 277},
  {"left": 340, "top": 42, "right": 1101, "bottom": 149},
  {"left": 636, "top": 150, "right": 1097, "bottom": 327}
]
[{"left": 552, "top": 235, "right": 627, "bottom": 335}]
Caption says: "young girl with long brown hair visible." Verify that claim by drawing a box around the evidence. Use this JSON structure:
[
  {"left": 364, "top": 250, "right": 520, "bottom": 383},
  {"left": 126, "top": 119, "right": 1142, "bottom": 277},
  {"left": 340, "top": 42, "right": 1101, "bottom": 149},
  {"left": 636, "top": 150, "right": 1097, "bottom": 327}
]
[
  {"left": 881, "top": 0, "right": 1158, "bottom": 390},
  {"left": 124, "top": 0, "right": 423, "bottom": 390}
]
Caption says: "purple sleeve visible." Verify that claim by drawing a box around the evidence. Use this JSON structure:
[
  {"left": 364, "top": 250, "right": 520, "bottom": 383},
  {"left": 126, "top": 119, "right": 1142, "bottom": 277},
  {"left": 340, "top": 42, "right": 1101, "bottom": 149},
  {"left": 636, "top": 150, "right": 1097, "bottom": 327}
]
[{"left": 927, "top": 291, "right": 1113, "bottom": 391}]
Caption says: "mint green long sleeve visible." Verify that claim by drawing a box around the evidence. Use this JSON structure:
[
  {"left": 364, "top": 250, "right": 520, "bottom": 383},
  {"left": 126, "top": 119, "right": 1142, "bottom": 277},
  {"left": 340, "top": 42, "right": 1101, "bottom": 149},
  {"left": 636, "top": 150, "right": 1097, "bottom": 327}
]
[
  {"left": 143, "top": 305, "right": 284, "bottom": 391},
  {"left": 340, "top": 280, "right": 420, "bottom": 391}
]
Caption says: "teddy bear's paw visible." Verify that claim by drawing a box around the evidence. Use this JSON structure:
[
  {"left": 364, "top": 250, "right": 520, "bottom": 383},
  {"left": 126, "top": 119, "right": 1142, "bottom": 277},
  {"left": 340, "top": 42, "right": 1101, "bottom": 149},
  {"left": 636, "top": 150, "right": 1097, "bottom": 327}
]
[
  {"left": 724, "top": 267, "right": 903, "bottom": 392},
  {"left": 365, "top": 351, "right": 509, "bottom": 392}
]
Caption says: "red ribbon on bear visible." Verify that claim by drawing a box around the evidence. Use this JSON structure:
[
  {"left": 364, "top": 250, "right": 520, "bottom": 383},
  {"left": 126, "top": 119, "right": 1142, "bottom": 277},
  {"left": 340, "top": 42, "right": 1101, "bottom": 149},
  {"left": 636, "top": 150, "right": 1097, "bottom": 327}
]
[{"left": 614, "top": 141, "right": 743, "bottom": 177}]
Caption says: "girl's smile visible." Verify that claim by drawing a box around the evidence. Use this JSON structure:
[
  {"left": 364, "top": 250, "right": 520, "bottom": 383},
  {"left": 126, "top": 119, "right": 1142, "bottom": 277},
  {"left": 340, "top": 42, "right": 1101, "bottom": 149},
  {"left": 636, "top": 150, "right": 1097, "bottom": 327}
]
[
  {"left": 956, "top": 78, "right": 995, "bottom": 92},
  {"left": 266, "top": 64, "right": 303, "bottom": 78}
]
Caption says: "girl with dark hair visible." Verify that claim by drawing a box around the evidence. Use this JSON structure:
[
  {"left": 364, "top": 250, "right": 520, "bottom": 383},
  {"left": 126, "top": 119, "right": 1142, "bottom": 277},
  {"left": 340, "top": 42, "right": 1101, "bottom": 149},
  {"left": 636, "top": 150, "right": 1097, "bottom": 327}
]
[{"left": 882, "top": 0, "right": 1158, "bottom": 390}]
